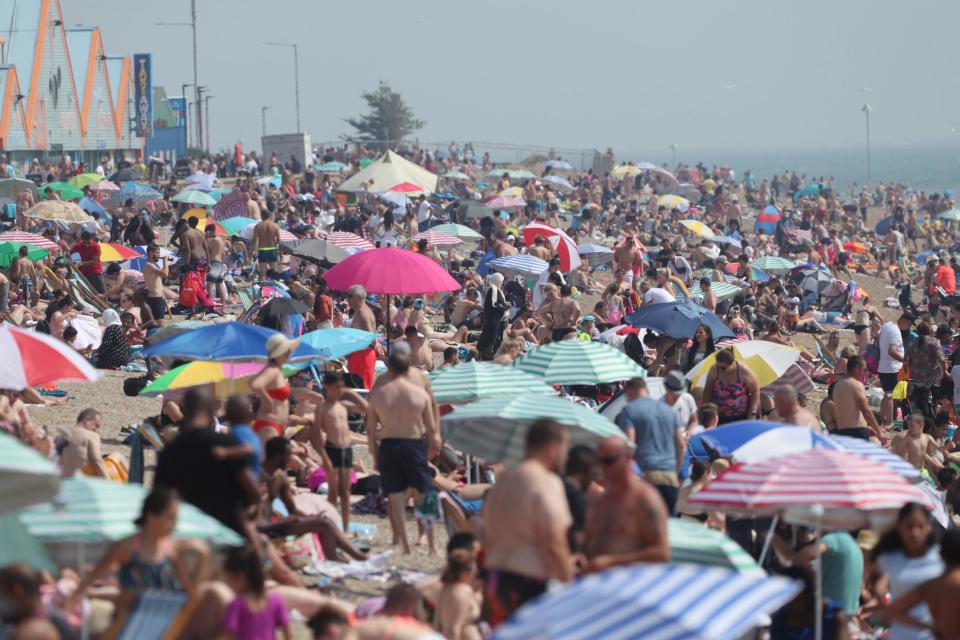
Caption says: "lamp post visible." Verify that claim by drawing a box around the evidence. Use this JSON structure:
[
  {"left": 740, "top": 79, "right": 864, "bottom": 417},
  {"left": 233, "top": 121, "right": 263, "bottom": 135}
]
[
  {"left": 204, "top": 95, "right": 213, "bottom": 153},
  {"left": 670, "top": 142, "right": 678, "bottom": 166},
  {"left": 156, "top": 0, "right": 199, "bottom": 152},
  {"left": 180, "top": 82, "right": 192, "bottom": 152},
  {"left": 264, "top": 42, "right": 301, "bottom": 133},
  {"left": 196, "top": 85, "right": 208, "bottom": 154},
  {"left": 862, "top": 104, "right": 873, "bottom": 184},
  {"left": 262, "top": 106, "right": 270, "bottom": 138}
]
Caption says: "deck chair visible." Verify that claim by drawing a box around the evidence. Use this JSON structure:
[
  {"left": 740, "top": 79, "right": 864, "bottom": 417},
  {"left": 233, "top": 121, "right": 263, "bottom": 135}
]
[
  {"left": 439, "top": 492, "right": 473, "bottom": 537},
  {"left": 105, "top": 590, "right": 198, "bottom": 640}
]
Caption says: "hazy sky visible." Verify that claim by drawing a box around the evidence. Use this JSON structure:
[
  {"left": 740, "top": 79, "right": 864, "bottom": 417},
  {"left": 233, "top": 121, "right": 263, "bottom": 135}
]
[{"left": 65, "top": 0, "right": 960, "bottom": 156}]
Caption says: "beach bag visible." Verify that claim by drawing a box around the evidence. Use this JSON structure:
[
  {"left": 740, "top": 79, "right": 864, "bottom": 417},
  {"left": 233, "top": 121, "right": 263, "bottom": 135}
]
[
  {"left": 892, "top": 380, "right": 909, "bottom": 401},
  {"left": 123, "top": 376, "right": 149, "bottom": 397},
  {"left": 179, "top": 271, "right": 201, "bottom": 307}
]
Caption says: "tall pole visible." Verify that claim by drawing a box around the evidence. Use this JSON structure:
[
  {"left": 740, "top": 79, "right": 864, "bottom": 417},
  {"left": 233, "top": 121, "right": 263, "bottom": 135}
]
[
  {"left": 262, "top": 106, "right": 269, "bottom": 138},
  {"left": 204, "top": 96, "right": 213, "bottom": 153},
  {"left": 265, "top": 42, "right": 301, "bottom": 133},
  {"left": 862, "top": 103, "right": 873, "bottom": 184},
  {"left": 180, "top": 83, "right": 192, "bottom": 153},
  {"left": 670, "top": 142, "right": 678, "bottom": 167},
  {"left": 191, "top": 0, "right": 200, "bottom": 155}
]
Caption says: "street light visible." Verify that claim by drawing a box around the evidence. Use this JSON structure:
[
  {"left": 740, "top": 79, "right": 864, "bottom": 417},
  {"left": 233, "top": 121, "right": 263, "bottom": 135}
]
[
  {"left": 196, "top": 85, "right": 209, "bottom": 154},
  {"left": 180, "top": 82, "right": 192, "bottom": 152},
  {"left": 156, "top": 0, "right": 199, "bottom": 153},
  {"left": 204, "top": 95, "right": 214, "bottom": 153},
  {"left": 262, "top": 106, "right": 270, "bottom": 138},
  {"left": 670, "top": 142, "right": 678, "bottom": 166},
  {"left": 862, "top": 103, "right": 873, "bottom": 184},
  {"left": 264, "top": 42, "right": 301, "bottom": 133}
]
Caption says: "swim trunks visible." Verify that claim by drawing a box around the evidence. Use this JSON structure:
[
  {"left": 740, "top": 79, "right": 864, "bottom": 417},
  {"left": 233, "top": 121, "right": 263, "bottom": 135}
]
[
  {"left": 257, "top": 247, "right": 278, "bottom": 263},
  {"left": 325, "top": 444, "right": 354, "bottom": 469},
  {"left": 206, "top": 260, "right": 226, "bottom": 283},
  {"left": 378, "top": 438, "right": 431, "bottom": 495}
]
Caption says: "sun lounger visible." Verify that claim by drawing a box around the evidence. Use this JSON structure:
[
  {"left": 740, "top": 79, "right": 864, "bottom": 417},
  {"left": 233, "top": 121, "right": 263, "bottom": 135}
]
[{"left": 105, "top": 590, "right": 197, "bottom": 640}]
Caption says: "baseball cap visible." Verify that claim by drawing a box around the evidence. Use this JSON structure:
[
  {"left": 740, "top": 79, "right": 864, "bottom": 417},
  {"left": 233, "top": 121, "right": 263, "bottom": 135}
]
[
  {"left": 580, "top": 315, "right": 596, "bottom": 324},
  {"left": 663, "top": 370, "right": 685, "bottom": 392}
]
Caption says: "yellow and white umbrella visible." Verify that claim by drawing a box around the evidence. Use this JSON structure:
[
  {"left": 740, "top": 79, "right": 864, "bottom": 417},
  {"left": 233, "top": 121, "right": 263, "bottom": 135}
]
[
  {"left": 680, "top": 219, "right": 715, "bottom": 238},
  {"left": 686, "top": 340, "right": 801, "bottom": 389},
  {"left": 657, "top": 194, "right": 690, "bottom": 212},
  {"left": 613, "top": 165, "right": 644, "bottom": 178},
  {"left": 498, "top": 186, "right": 524, "bottom": 198}
]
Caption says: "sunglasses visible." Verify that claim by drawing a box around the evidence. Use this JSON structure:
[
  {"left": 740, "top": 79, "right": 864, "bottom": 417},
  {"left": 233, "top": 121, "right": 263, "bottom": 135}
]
[{"left": 598, "top": 454, "right": 623, "bottom": 466}]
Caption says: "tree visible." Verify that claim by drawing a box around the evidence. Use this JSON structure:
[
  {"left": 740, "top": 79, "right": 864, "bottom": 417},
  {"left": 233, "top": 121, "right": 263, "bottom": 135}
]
[{"left": 344, "top": 81, "right": 425, "bottom": 149}]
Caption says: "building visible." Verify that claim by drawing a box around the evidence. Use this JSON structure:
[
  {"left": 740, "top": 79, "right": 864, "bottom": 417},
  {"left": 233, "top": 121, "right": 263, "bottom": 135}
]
[
  {"left": 0, "top": 0, "right": 143, "bottom": 168},
  {"left": 145, "top": 86, "right": 187, "bottom": 165}
]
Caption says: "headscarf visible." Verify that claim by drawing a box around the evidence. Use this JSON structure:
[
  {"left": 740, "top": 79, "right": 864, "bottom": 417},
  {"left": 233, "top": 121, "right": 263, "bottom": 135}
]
[
  {"left": 102, "top": 308, "right": 121, "bottom": 329},
  {"left": 485, "top": 272, "right": 507, "bottom": 308}
]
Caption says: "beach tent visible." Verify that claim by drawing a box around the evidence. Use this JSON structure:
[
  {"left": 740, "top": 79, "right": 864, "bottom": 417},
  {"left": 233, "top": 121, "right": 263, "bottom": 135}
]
[
  {"left": 337, "top": 150, "right": 439, "bottom": 195},
  {"left": 754, "top": 204, "right": 781, "bottom": 234}
]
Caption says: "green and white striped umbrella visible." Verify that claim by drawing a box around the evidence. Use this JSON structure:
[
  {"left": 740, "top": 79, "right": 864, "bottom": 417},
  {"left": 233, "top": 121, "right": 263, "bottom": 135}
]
[
  {"left": 514, "top": 340, "right": 645, "bottom": 385},
  {"left": 442, "top": 395, "right": 627, "bottom": 465},
  {"left": 682, "top": 280, "right": 743, "bottom": 305},
  {"left": 0, "top": 431, "right": 59, "bottom": 513},
  {"left": 171, "top": 189, "right": 216, "bottom": 207},
  {"left": 429, "top": 361, "right": 556, "bottom": 405},
  {"left": 669, "top": 519, "right": 763, "bottom": 574},
  {"left": 20, "top": 477, "right": 244, "bottom": 546},
  {"left": 750, "top": 256, "right": 795, "bottom": 273},
  {"left": 429, "top": 223, "right": 483, "bottom": 240}
]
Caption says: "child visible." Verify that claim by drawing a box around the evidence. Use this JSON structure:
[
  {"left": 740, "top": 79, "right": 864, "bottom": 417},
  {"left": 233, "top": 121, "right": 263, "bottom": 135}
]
[
  {"left": 222, "top": 547, "right": 291, "bottom": 640},
  {"left": 891, "top": 414, "right": 939, "bottom": 473},
  {"left": 120, "top": 312, "right": 144, "bottom": 346},
  {"left": 62, "top": 326, "right": 92, "bottom": 358}
]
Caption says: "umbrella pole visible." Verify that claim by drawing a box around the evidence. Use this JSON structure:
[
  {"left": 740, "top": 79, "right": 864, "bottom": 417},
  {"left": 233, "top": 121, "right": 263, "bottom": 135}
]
[
  {"left": 465, "top": 454, "right": 472, "bottom": 484},
  {"left": 814, "top": 511, "right": 824, "bottom": 640},
  {"left": 385, "top": 294, "right": 391, "bottom": 352},
  {"left": 758, "top": 514, "right": 779, "bottom": 567}
]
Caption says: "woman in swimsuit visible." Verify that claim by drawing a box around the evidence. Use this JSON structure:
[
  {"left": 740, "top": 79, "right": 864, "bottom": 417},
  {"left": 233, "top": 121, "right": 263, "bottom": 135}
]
[
  {"left": 250, "top": 334, "right": 300, "bottom": 443},
  {"left": 435, "top": 548, "right": 484, "bottom": 640},
  {"left": 702, "top": 348, "right": 760, "bottom": 425}
]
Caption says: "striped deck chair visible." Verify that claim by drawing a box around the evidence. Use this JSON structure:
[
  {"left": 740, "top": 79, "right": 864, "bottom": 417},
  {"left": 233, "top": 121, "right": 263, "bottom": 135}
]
[
  {"left": 236, "top": 286, "right": 256, "bottom": 310},
  {"left": 106, "top": 590, "right": 198, "bottom": 640}
]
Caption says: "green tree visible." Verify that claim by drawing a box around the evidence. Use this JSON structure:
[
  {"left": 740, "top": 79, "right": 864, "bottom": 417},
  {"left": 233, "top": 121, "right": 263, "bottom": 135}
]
[{"left": 344, "top": 81, "right": 425, "bottom": 149}]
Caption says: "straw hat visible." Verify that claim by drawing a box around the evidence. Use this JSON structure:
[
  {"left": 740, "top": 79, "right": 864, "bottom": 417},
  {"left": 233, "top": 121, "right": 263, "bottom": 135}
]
[{"left": 267, "top": 333, "right": 300, "bottom": 360}]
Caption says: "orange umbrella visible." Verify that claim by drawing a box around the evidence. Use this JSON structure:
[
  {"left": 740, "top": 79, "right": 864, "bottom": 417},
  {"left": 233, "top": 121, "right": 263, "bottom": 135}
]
[
  {"left": 99, "top": 243, "right": 141, "bottom": 262},
  {"left": 843, "top": 242, "right": 869, "bottom": 254},
  {"left": 198, "top": 219, "right": 228, "bottom": 236}
]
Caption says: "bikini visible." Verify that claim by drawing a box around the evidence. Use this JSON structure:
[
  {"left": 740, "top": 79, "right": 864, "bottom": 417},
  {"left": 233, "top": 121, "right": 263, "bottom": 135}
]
[{"left": 252, "top": 386, "right": 291, "bottom": 435}]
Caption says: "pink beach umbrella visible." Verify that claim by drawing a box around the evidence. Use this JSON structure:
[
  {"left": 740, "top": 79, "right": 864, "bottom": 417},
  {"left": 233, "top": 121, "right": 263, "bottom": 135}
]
[{"left": 322, "top": 247, "right": 461, "bottom": 295}]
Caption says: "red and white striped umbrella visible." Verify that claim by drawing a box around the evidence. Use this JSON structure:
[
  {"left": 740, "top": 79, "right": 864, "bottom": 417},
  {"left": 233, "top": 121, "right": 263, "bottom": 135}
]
[
  {"left": 320, "top": 232, "right": 374, "bottom": 251},
  {"left": 238, "top": 226, "right": 298, "bottom": 243},
  {"left": 687, "top": 449, "right": 932, "bottom": 529},
  {"left": 0, "top": 325, "right": 100, "bottom": 390},
  {"left": 521, "top": 222, "right": 582, "bottom": 272},
  {"left": 411, "top": 230, "right": 463, "bottom": 248},
  {"left": 0, "top": 231, "right": 59, "bottom": 251}
]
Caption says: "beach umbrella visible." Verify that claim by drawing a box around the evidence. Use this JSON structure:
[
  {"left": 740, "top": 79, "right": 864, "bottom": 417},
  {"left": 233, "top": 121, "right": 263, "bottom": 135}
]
[
  {"left": 612, "top": 164, "right": 644, "bottom": 178},
  {"left": 300, "top": 328, "right": 378, "bottom": 359},
  {"left": 139, "top": 361, "right": 266, "bottom": 397},
  {"left": 108, "top": 181, "right": 163, "bottom": 205},
  {"left": 211, "top": 189, "right": 247, "bottom": 220},
  {"left": 0, "top": 231, "right": 58, "bottom": 250},
  {"left": 498, "top": 186, "right": 524, "bottom": 198},
  {"left": 522, "top": 222, "right": 581, "bottom": 271},
  {"left": 723, "top": 263, "right": 769, "bottom": 282},
  {"left": 317, "top": 161, "right": 347, "bottom": 173},
  {"left": 657, "top": 194, "right": 690, "bottom": 212},
  {"left": 514, "top": 340, "right": 645, "bottom": 385},
  {"left": 428, "top": 361, "right": 555, "bottom": 405},
  {"left": 940, "top": 208, "right": 960, "bottom": 222},
  {"left": 687, "top": 420, "right": 840, "bottom": 465},
  {"left": 543, "top": 160, "right": 573, "bottom": 171},
  {"left": 493, "top": 563, "right": 800, "bottom": 640},
  {"left": 0, "top": 178, "right": 38, "bottom": 200},
  {"left": 626, "top": 300, "right": 734, "bottom": 340},
  {"left": 686, "top": 448, "right": 932, "bottom": 529},
  {"left": 98, "top": 242, "right": 142, "bottom": 262},
  {"left": 87, "top": 180, "right": 119, "bottom": 193},
  {"left": 683, "top": 280, "right": 743, "bottom": 305},
  {"left": 754, "top": 204, "right": 781, "bottom": 235},
  {"left": 680, "top": 219, "right": 715, "bottom": 238},
  {"left": 40, "top": 182, "right": 84, "bottom": 200},
  {"left": 487, "top": 168, "right": 536, "bottom": 181},
  {"left": 109, "top": 167, "right": 143, "bottom": 182},
  {"left": 0, "top": 514, "right": 55, "bottom": 572},
  {"left": 257, "top": 174, "right": 283, "bottom": 187},
  {"left": 319, "top": 231, "right": 375, "bottom": 251},
  {"left": 67, "top": 173, "right": 104, "bottom": 189},
  {"left": 577, "top": 243, "right": 614, "bottom": 267},
  {"left": 430, "top": 223, "right": 483, "bottom": 240},
  {"left": 146, "top": 320, "right": 211, "bottom": 345},
  {"left": 828, "top": 435, "right": 921, "bottom": 483},
  {"left": 290, "top": 238, "right": 352, "bottom": 264},
  {"left": 185, "top": 172, "right": 217, "bottom": 190},
  {"left": 388, "top": 181, "right": 426, "bottom": 194},
  {"left": 710, "top": 235, "right": 742, "bottom": 249},
  {"left": 376, "top": 191, "right": 410, "bottom": 211},
  {"left": 197, "top": 218, "right": 228, "bottom": 236},
  {"left": 323, "top": 247, "right": 461, "bottom": 295},
  {"left": 237, "top": 224, "right": 297, "bottom": 243},
  {"left": 20, "top": 477, "right": 243, "bottom": 561},
  {"left": 24, "top": 200, "right": 92, "bottom": 223},
  {"left": 443, "top": 395, "right": 627, "bottom": 466},
  {"left": 875, "top": 216, "right": 895, "bottom": 235},
  {"left": 217, "top": 216, "right": 258, "bottom": 236},
  {"left": 172, "top": 189, "right": 216, "bottom": 207},
  {"left": 487, "top": 254, "right": 549, "bottom": 278},
  {"left": 0, "top": 242, "right": 48, "bottom": 267},
  {"left": 442, "top": 171, "right": 471, "bottom": 181},
  {"left": 259, "top": 297, "right": 309, "bottom": 319},
  {"left": 458, "top": 201, "right": 494, "bottom": 220},
  {"left": 794, "top": 183, "right": 822, "bottom": 198},
  {"left": 0, "top": 324, "right": 100, "bottom": 390},
  {"left": 798, "top": 269, "right": 836, "bottom": 296},
  {"left": 686, "top": 340, "right": 801, "bottom": 389},
  {"left": 411, "top": 230, "right": 464, "bottom": 248},
  {"left": 143, "top": 322, "right": 324, "bottom": 362},
  {"left": 843, "top": 242, "right": 869, "bottom": 255},
  {"left": 78, "top": 196, "right": 106, "bottom": 218},
  {"left": 749, "top": 255, "right": 795, "bottom": 273},
  {"left": 0, "top": 431, "right": 59, "bottom": 514},
  {"left": 484, "top": 196, "right": 526, "bottom": 210},
  {"left": 668, "top": 520, "right": 763, "bottom": 574},
  {"left": 541, "top": 175, "right": 574, "bottom": 192}
]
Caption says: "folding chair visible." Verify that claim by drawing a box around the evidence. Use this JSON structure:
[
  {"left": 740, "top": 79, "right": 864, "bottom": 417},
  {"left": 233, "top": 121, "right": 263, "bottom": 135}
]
[{"left": 105, "top": 590, "right": 198, "bottom": 640}]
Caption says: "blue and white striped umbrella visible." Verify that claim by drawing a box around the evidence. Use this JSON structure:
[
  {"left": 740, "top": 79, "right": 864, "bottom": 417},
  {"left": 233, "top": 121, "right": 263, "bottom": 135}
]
[
  {"left": 829, "top": 434, "right": 922, "bottom": 482},
  {"left": 488, "top": 254, "right": 549, "bottom": 277},
  {"left": 493, "top": 563, "right": 801, "bottom": 640},
  {"left": 689, "top": 420, "right": 840, "bottom": 464}
]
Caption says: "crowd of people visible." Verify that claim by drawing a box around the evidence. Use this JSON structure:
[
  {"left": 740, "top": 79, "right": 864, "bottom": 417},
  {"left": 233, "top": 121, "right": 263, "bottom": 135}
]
[{"left": 5, "top": 143, "right": 960, "bottom": 639}]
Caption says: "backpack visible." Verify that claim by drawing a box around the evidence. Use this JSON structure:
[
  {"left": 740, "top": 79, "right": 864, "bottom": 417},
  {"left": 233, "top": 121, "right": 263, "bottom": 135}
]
[{"left": 179, "top": 271, "right": 202, "bottom": 307}]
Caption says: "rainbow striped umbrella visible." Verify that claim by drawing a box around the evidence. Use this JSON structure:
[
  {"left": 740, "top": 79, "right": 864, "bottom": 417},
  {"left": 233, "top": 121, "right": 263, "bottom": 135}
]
[
  {"left": 98, "top": 242, "right": 142, "bottom": 262},
  {"left": 139, "top": 360, "right": 266, "bottom": 397}
]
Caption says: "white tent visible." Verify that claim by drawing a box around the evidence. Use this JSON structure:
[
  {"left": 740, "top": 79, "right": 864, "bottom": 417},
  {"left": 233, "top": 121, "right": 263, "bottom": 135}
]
[{"left": 337, "top": 150, "right": 439, "bottom": 195}]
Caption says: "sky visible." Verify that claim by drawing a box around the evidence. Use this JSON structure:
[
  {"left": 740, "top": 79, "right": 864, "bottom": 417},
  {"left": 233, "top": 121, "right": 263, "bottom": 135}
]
[{"left": 65, "top": 0, "right": 960, "bottom": 156}]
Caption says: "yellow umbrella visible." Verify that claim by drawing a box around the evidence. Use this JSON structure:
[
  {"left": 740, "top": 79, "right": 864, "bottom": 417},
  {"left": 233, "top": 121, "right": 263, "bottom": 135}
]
[
  {"left": 657, "top": 195, "right": 691, "bottom": 211},
  {"left": 686, "top": 340, "right": 801, "bottom": 389},
  {"left": 498, "top": 186, "right": 524, "bottom": 198},
  {"left": 680, "top": 219, "right": 715, "bottom": 238},
  {"left": 182, "top": 207, "right": 207, "bottom": 220},
  {"left": 613, "top": 165, "right": 643, "bottom": 178}
]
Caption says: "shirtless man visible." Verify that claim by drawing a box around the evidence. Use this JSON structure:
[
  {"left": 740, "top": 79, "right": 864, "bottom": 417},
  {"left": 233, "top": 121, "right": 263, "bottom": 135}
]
[
  {"left": 10, "top": 245, "right": 36, "bottom": 304},
  {"left": 582, "top": 436, "right": 669, "bottom": 572},
  {"left": 543, "top": 284, "right": 580, "bottom": 342},
  {"left": 482, "top": 419, "right": 573, "bottom": 627},
  {"left": 345, "top": 284, "right": 378, "bottom": 389},
  {"left": 831, "top": 355, "right": 884, "bottom": 442},
  {"left": 143, "top": 244, "right": 169, "bottom": 325},
  {"left": 365, "top": 352, "right": 440, "bottom": 555},
  {"left": 251, "top": 210, "right": 281, "bottom": 280},
  {"left": 527, "top": 236, "right": 552, "bottom": 262},
  {"left": 180, "top": 216, "right": 208, "bottom": 273},
  {"left": 311, "top": 371, "right": 367, "bottom": 533},
  {"left": 768, "top": 384, "right": 820, "bottom": 430},
  {"left": 204, "top": 224, "right": 228, "bottom": 302},
  {"left": 398, "top": 326, "right": 447, "bottom": 371},
  {"left": 612, "top": 236, "right": 642, "bottom": 285},
  {"left": 449, "top": 288, "right": 482, "bottom": 329},
  {"left": 490, "top": 232, "right": 518, "bottom": 257},
  {"left": 891, "top": 413, "right": 941, "bottom": 473},
  {"left": 884, "top": 528, "right": 960, "bottom": 639},
  {"left": 697, "top": 277, "right": 717, "bottom": 313}
]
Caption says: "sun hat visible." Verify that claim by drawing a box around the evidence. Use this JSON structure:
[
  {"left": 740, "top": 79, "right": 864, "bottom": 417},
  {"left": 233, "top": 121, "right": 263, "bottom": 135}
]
[{"left": 267, "top": 333, "right": 300, "bottom": 360}]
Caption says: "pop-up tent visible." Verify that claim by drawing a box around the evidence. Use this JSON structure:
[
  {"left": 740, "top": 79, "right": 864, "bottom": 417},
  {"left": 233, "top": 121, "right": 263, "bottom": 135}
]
[{"left": 337, "top": 150, "right": 439, "bottom": 195}]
